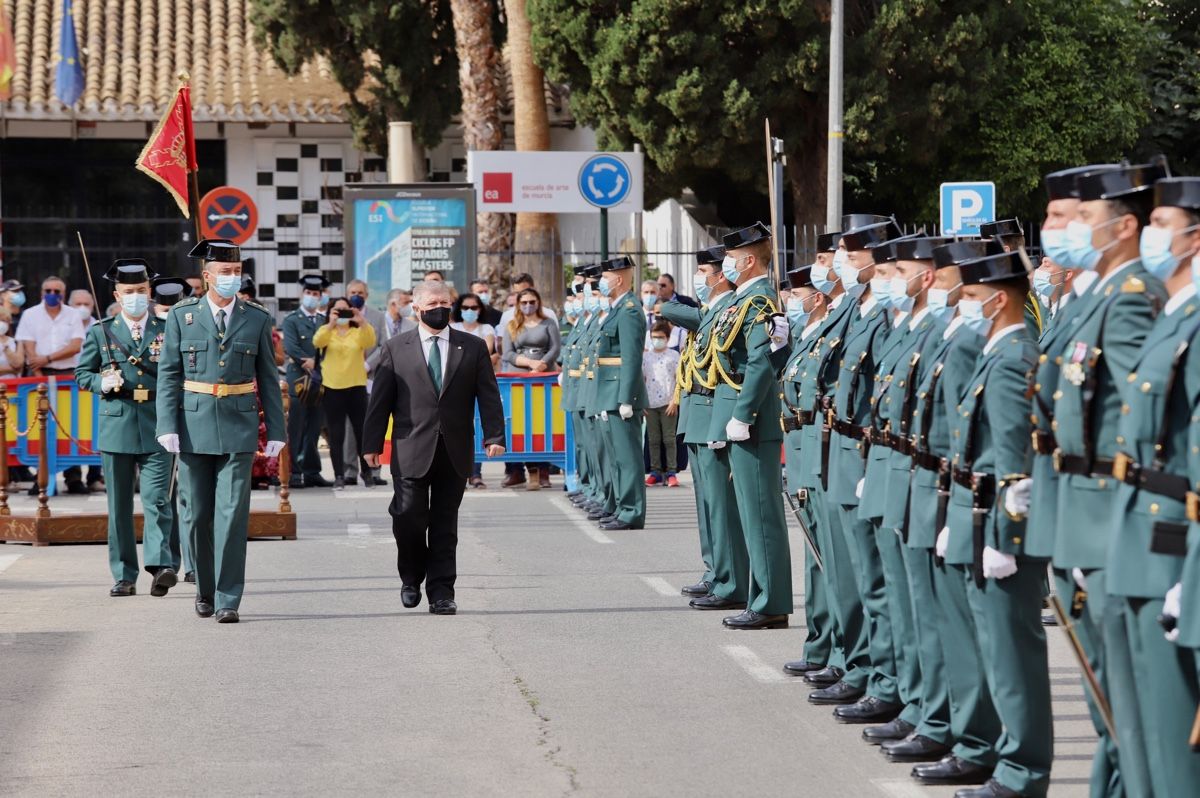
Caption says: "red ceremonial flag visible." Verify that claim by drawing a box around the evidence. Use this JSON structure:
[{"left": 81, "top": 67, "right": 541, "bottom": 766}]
[
  {"left": 0, "top": 3, "right": 15, "bottom": 101},
  {"left": 135, "top": 83, "right": 198, "bottom": 217}
]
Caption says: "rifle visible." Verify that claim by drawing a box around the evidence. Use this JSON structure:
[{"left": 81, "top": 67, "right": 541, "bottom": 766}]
[
  {"left": 1047, "top": 591, "right": 1118, "bottom": 743},
  {"left": 782, "top": 488, "right": 824, "bottom": 572}
]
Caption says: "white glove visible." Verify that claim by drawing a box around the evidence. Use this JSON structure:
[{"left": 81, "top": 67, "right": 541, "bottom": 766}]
[
  {"left": 982, "top": 546, "right": 1019, "bottom": 580},
  {"left": 263, "top": 440, "right": 286, "bottom": 458},
  {"left": 1164, "top": 582, "right": 1182, "bottom": 642},
  {"left": 600, "top": 410, "right": 609, "bottom": 421},
  {"left": 557, "top": 372, "right": 563, "bottom": 387},
  {"left": 707, "top": 441, "right": 727, "bottom": 450},
  {"left": 855, "top": 478, "right": 865, "bottom": 499},
  {"left": 619, "top": 403, "right": 634, "bottom": 420},
  {"left": 935, "top": 527, "right": 950, "bottom": 558},
  {"left": 157, "top": 434, "right": 180, "bottom": 453},
  {"left": 1072, "top": 567, "right": 1088, "bottom": 591},
  {"left": 1003, "top": 477, "right": 1032, "bottom": 516},
  {"left": 100, "top": 370, "right": 124, "bottom": 393},
  {"left": 725, "top": 418, "right": 751, "bottom": 442},
  {"left": 769, "top": 314, "right": 790, "bottom": 352}
]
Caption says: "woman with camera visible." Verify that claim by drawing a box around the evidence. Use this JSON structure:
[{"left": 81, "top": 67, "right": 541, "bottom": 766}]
[
  {"left": 313, "top": 297, "right": 377, "bottom": 489},
  {"left": 500, "top": 288, "right": 561, "bottom": 490}
]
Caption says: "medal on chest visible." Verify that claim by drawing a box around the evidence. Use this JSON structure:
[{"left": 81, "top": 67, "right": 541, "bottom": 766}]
[{"left": 1061, "top": 341, "right": 1088, "bottom": 387}]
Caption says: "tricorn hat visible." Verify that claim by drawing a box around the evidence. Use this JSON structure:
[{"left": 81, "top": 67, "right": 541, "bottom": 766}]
[
  {"left": 105, "top": 258, "right": 156, "bottom": 284},
  {"left": 894, "top": 236, "right": 955, "bottom": 262},
  {"left": 870, "top": 232, "right": 922, "bottom": 265},
  {"left": 787, "top": 265, "right": 814, "bottom": 290},
  {"left": 841, "top": 214, "right": 892, "bottom": 230},
  {"left": 722, "top": 222, "right": 771, "bottom": 250},
  {"left": 1153, "top": 177, "right": 1200, "bottom": 213},
  {"left": 816, "top": 231, "right": 841, "bottom": 252},
  {"left": 152, "top": 277, "right": 190, "bottom": 307},
  {"left": 1076, "top": 161, "right": 1168, "bottom": 203},
  {"left": 600, "top": 256, "right": 635, "bottom": 272},
  {"left": 1044, "top": 165, "right": 1119, "bottom": 202},
  {"left": 979, "top": 219, "right": 1024, "bottom": 239},
  {"left": 298, "top": 273, "right": 331, "bottom": 291},
  {"left": 931, "top": 238, "right": 1006, "bottom": 269},
  {"left": 841, "top": 220, "right": 902, "bottom": 252},
  {"left": 695, "top": 246, "right": 726, "bottom": 265},
  {"left": 187, "top": 239, "right": 240, "bottom": 263},
  {"left": 960, "top": 249, "right": 1034, "bottom": 285}
]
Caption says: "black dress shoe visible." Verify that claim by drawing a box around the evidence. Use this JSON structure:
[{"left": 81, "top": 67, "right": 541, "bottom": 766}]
[
  {"left": 149, "top": 568, "right": 178, "bottom": 597},
  {"left": 288, "top": 477, "right": 306, "bottom": 489},
  {"left": 429, "top": 598, "right": 457, "bottom": 615},
  {"left": 834, "top": 696, "right": 904, "bottom": 724},
  {"left": 912, "top": 755, "right": 992, "bottom": 786},
  {"left": 954, "top": 778, "right": 1020, "bottom": 798},
  {"left": 882, "top": 734, "right": 953, "bottom": 763},
  {"left": 599, "top": 519, "right": 642, "bottom": 530},
  {"left": 1041, "top": 613, "right": 1057, "bottom": 626},
  {"left": 681, "top": 579, "right": 712, "bottom": 597},
  {"left": 689, "top": 594, "right": 746, "bottom": 610},
  {"left": 597, "top": 513, "right": 619, "bottom": 524},
  {"left": 195, "top": 596, "right": 215, "bottom": 618},
  {"left": 722, "top": 609, "right": 788, "bottom": 630},
  {"left": 65, "top": 479, "right": 89, "bottom": 495},
  {"left": 808, "top": 680, "right": 865, "bottom": 705},
  {"left": 401, "top": 584, "right": 421, "bottom": 609},
  {"left": 184, "top": 571, "right": 196, "bottom": 584},
  {"left": 304, "top": 474, "right": 332, "bottom": 488},
  {"left": 343, "top": 476, "right": 359, "bottom": 486},
  {"left": 109, "top": 580, "right": 136, "bottom": 597},
  {"left": 803, "top": 665, "right": 845, "bottom": 686},
  {"left": 372, "top": 476, "right": 388, "bottom": 486},
  {"left": 586, "top": 509, "right": 609, "bottom": 521},
  {"left": 215, "top": 608, "right": 239, "bottom": 623},
  {"left": 566, "top": 490, "right": 582, "bottom": 499},
  {"left": 782, "top": 659, "right": 824, "bottom": 676},
  {"left": 861, "top": 717, "right": 914, "bottom": 744}
]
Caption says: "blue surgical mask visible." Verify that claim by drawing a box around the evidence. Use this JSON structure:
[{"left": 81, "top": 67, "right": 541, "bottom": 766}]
[
  {"left": 889, "top": 275, "right": 915, "bottom": 313},
  {"left": 1065, "top": 218, "right": 1120, "bottom": 271},
  {"left": 810, "top": 263, "right": 838, "bottom": 295},
  {"left": 213, "top": 274, "right": 240, "bottom": 299},
  {"left": 349, "top": 295, "right": 366, "bottom": 309},
  {"left": 642, "top": 295, "right": 657, "bottom": 310},
  {"left": 336, "top": 317, "right": 350, "bottom": 327},
  {"left": 318, "top": 295, "right": 330, "bottom": 309},
  {"left": 1040, "top": 227, "right": 1072, "bottom": 268},
  {"left": 477, "top": 291, "right": 490, "bottom": 305},
  {"left": 1032, "top": 270, "right": 1060, "bottom": 303},
  {"left": 693, "top": 273, "right": 712, "bottom": 304},
  {"left": 584, "top": 294, "right": 601, "bottom": 313},
  {"left": 958, "top": 292, "right": 998, "bottom": 336},
  {"left": 597, "top": 277, "right": 613, "bottom": 297},
  {"left": 721, "top": 255, "right": 741, "bottom": 285},
  {"left": 834, "top": 250, "right": 864, "bottom": 298},
  {"left": 1139, "top": 225, "right": 1199, "bottom": 280},
  {"left": 870, "top": 276, "right": 893, "bottom": 308},
  {"left": 786, "top": 296, "right": 810, "bottom": 328},
  {"left": 520, "top": 302, "right": 538, "bottom": 315},
  {"left": 43, "top": 293, "right": 62, "bottom": 308},
  {"left": 301, "top": 294, "right": 320, "bottom": 311},
  {"left": 926, "top": 287, "right": 956, "bottom": 322},
  {"left": 120, "top": 293, "right": 149, "bottom": 317},
  {"left": 1191, "top": 255, "right": 1200, "bottom": 297},
  {"left": 461, "top": 309, "right": 480, "bottom": 324},
  {"left": 10, "top": 291, "right": 25, "bottom": 308}
]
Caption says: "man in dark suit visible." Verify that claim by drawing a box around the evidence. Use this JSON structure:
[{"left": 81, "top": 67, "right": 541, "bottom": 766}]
[
  {"left": 656, "top": 273, "right": 699, "bottom": 308},
  {"left": 363, "top": 280, "right": 506, "bottom": 616}
]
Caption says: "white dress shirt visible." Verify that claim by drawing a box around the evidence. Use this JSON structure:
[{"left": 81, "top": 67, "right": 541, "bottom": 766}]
[
  {"left": 983, "top": 323, "right": 1026, "bottom": 356},
  {"left": 14, "top": 302, "right": 85, "bottom": 369},
  {"left": 121, "top": 313, "right": 149, "bottom": 340},
  {"left": 420, "top": 326, "right": 450, "bottom": 382},
  {"left": 1164, "top": 283, "right": 1197, "bottom": 316},
  {"left": 205, "top": 295, "right": 236, "bottom": 327}
]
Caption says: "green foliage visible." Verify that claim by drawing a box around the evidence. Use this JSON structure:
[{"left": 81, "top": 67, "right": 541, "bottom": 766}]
[
  {"left": 249, "top": 0, "right": 461, "bottom": 155},
  {"left": 1134, "top": 0, "right": 1200, "bottom": 175}
]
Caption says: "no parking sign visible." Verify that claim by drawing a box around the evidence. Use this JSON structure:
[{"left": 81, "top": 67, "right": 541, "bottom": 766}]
[{"left": 199, "top": 186, "right": 259, "bottom": 245}]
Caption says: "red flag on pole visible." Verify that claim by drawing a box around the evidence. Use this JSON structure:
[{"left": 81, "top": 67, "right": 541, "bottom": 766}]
[
  {"left": 0, "top": 3, "right": 15, "bottom": 101},
  {"left": 135, "top": 82, "right": 198, "bottom": 217}
]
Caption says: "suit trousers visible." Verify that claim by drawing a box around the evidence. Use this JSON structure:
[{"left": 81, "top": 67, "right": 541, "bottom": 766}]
[
  {"left": 729, "top": 438, "right": 792, "bottom": 615},
  {"left": 178, "top": 452, "right": 254, "bottom": 611},
  {"left": 287, "top": 385, "right": 325, "bottom": 479},
  {"left": 390, "top": 436, "right": 467, "bottom": 602},
  {"left": 104, "top": 451, "right": 175, "bottom": 583}
]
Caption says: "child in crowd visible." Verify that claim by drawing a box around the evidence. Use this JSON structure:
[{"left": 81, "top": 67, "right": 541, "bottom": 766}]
[{"left": 642, "top": 321, "right": 681, "bottom": 487}]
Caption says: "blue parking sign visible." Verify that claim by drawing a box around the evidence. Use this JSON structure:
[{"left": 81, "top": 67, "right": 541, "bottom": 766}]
[{"left": 940, "top": 182, "right": 996, "bottom": 236}]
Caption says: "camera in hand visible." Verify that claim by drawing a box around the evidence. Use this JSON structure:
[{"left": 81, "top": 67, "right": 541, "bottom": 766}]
[{"left": 336, "top": 308, "right": 353, "bottom": 319}]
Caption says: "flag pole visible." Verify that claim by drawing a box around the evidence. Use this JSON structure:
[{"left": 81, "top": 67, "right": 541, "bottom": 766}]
[{"left": 179, "top": 71, "right": 202, "bottom": 242}]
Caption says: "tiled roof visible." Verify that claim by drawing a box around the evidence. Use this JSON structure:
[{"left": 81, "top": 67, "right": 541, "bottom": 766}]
[{"left": 2, "top": 0, "right": 573, "bottom": 125}]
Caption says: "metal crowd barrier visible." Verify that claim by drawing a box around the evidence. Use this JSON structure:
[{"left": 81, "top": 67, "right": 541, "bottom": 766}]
[{"left": 3, "top": 377, "right": 102, "bottom": 496}]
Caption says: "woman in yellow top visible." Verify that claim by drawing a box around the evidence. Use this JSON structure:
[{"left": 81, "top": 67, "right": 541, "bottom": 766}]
[{"left": 313, "top": 297, "right": 377, "bottom": 489}]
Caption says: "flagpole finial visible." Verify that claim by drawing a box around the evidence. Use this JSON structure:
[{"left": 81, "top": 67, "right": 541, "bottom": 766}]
[{"left": 177, "top": 70, "right": 191, "bottom": 84}]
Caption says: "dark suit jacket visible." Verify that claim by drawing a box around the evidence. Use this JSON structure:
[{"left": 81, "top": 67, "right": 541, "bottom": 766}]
[{"left": 363, "top": 328, "right": 506, "bottom": 479}]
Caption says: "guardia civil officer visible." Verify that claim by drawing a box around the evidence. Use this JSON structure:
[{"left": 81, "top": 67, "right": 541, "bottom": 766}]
[
  {"left": 1105, "top": 176, "right": 1200, "bottom": 797},
  {"left": 706, "top": 222, "right": 792, "bottom": 629},
  {"left": 152, "top": 276, "right": 195, "bottom": 582},
  {"left": 283, "top": 274, "right": 333, "bottom": 489},
  {"left": 155, "top": 239, "right": 286, "bottom": 623},
  {"left": 979, "top": 219, "right": 1044, "bottom": 337},
  {"left": 561, "top": 268, "right": 591, "bottom": 502},
  {"left": 75, "top": 260, "right": 176, "bottom": 598}
]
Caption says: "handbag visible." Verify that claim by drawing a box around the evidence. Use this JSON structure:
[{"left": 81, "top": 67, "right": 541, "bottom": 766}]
[{"left": 292, "top": 353, "right": 324, "bottom": 408}]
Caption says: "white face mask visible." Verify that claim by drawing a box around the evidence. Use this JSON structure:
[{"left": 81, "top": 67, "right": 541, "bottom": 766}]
[{"left": 0, "top": 321, "right": 8, "bottom": 336}]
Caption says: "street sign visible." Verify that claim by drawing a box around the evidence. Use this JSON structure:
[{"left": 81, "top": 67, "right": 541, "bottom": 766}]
[
  {"left": 940, "top": 182, "right": 996, "bottom": 236},
  {"left": 199, "top": 186, "right": 258, "bottom": 245},
  {"left": 467, "top": 151, "right": 644, "bottom": 213}
]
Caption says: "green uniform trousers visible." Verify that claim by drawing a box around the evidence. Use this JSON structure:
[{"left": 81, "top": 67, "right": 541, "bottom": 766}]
[
  {"left": 965, "top": 562, "right": 1053, "bottom": 797},
  {"left": 817, "top": 494, "right": 868, "bottom": 688},
  {"left": 936, "top": 563, "right": 1001, "bottom": 767},
  {"left": 1105, "top": 595, "right": 1200, "bottom": 798},
  {"left": 901, "top": 545, "right": 952, "bottom": 745},
  {"left": 728, "top": 438, "right": 792, "bottom": 616},
  {"left": 877, "top": 522, "right": 922, "bottom": 725},
  {"left": 837, "top": 506, "right": 898, "bottom": 703},
  {"left": 104, "top": 451, "right": 176, "bottom": 583},
  {"left": 171, "top": 482, "right": 194, "bottom": 575},
  {"left": 800, "top": 493, "right": 834, "bottom": 667},
  {"left": 698, "top": 445, "right": 747, "bottom": 601},
  {"left": 178, "top": 452, "right": 254, "bottom": 611},
  {"left": 691, "top": 441, "right": 715, "bottom": 585},
  {"left": 571, "top": 412, "right": 590, "bottom": 495},
  {"left": 602, "top": 414, "right": 646, "bottom": 526},
  {"left": 1052, "top": 569, "right": 1130, "bottom": 798}
]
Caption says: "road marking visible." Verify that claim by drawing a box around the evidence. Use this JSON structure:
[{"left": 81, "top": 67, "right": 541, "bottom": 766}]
[
  {"left": 549, "top": 496, "right": 614, "bottom": 544},
  {"left": 347, "top": 523, "right": 372, "bottom": 537},
  {"left": 721, "top": 644, "right": 789, "bottom": 684},
  {"left": 639, "top": 576, "right": 678, "bottom": 597},
  {"left": 871, "top": 778, "right": 932, "bottom": 798},
  {"left": 0, "top": 553, "right": 23, "bottom": 574}
]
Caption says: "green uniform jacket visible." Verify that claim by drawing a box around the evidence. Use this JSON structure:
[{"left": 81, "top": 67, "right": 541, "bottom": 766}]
[
  {"left": 662, "top": 293, "right": 732, "bottom": 444},
  {"left": 156, "top": 296, "right": 286, "bottom": 454},
  {"left": 559, "top": 318, "right": 587, "bottom": 413},
  {"left": 578, "top": 312, "right": 606, "bottom": 416},
  {"left": 858, "top": 313, "right": 915, "bottom": 521},
  {"left": 282, "top": 308, "right": 325, "bottom": 385},
  {"left": 590, "top": 294, "right": 647, "bottom": 413},
  {"left": 1106, "top": 295, "right": 1200, "bottom": 600},
  {"left": 794, "top": 298, "right": 859, "bottom": 489},
  {"left": 706, "top": 278, "right": 786, "bottom": 443},
  {"left": 827, "top": 300, "right": 889, "bottom": 506},
  {"left": 75, "top": 315, "right": 167, "bottom": 454},
  {"left": 1052, "top": 262, "right": 1164, "bottom": 568},
  {"left": 905, "top": 320, "right": 985, "bottom": 549},
  {"left": 1179, "top": 314, "right": 1200, "bottom": 645},
  {"left": 782, "top": 327, "right": 826, "bottom": 489},
  {"left": 945, "top": 327, "right": 1038, "bottom": 565}
]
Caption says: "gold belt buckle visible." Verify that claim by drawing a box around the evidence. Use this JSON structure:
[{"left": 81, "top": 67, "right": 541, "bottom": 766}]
[
  {"left": 1030, "top": 430, "right": 1039, "bottom": 452},
  {"left": 213, "top": 383, "right": 230, "bottom": 398},
  {"left": 132, "top": 388, "right": 149, "bottom": 402},
  {"left": 1187, "top": 491, "right": 1199, "bottom": 522},
  {"left": 1112, "top": 452, "right": 1132, "bottom": 483},
  {"left": 1052, "top": 448, "right": 1064, "bottom": 473}
]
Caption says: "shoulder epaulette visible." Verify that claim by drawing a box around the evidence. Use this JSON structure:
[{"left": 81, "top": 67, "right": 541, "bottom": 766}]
[
  {"left": 99, "top": 315, "right": 117, "bottom": 325},
  {"left": 244, "top": 300, "right": 270, "bottom": 314},
  {"left": 1121, "top": 275, "right": 1146, "bottom": 294},
  {"left": 178, "top": 297, "right": 201, "bottom": 307}
]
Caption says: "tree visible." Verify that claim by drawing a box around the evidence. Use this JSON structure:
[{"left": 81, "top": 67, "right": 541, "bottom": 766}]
[
  {"left": 249, "top": 0, "right": 460, "bottom": 157},
  {"left": 449, "top": 0, "right": 514, "bottom": 285},
  {"left": 1133, "top": 0, "right": 1200, "bottom": 176}
]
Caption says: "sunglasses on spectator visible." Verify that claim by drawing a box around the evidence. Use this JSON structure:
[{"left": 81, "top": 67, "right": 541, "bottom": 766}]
[
  {"left": 43, "top": 288, "right": 63, "bottom": 295},
  {"left": 461, "top": 304, "right": 481, "bottom": 311}
]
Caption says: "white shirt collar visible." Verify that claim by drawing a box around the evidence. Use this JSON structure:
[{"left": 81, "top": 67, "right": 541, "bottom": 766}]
[
  {"left": 206, "top": 296, "right": 235, "bottom": 324},
  {"left": 735, "top": 274, "right": 768, "bottom": 296},
  {"left": 121, "top": 312, "right": 148, "bottom": 331},
  {"left": 859, "top": 295, "right": 878, "bottom": 316},
  {"left": 828, "top": 293, "right": 846, "bottom": 310},
  {"left": 942, "top": 315, "right": 964, "bottom": 340},
  {"left": 1092, "top": 258, "right": 1139, "bottom": 293},
  {"left": 801, "top": 320, "right": 821, "bottom": 340},
  {"left": 908, "top": 306, "right": 931, "bottom": 330},
  {"left": 891, "top": 311, "right": 908, "bottom": 328},
  {"left": 420, "top": 326, "right": 450, "bottom": 343},
  {"left": 1164, "top": 283, "right": 1198, "bottom": 316},
  {"left": 1072, "top": 270, "right": 1099, "bottom": 296},
  {"left": 983, "top": 323, "right": 1025, "bottom": 356}
]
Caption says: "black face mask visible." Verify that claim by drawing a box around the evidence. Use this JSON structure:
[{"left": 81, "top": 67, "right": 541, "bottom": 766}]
[{"left": 420, "top": 306, "right": 451, "bottom": 330}]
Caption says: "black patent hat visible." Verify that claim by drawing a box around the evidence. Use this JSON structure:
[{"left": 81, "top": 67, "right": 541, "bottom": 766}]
[
  {"left": 841, "top": 220, "right": 902, "bottom": 252},
  {"left": 894, "top": 236, "right": 955, "bottom": 262},
  {"left": 870, "top": 233, "right": 921, "bottom": 265},
  {"left": 960, "top": 249, "right": 1034, "bottom": 285},
  {"left": 816, "top": 231, "right": 841, "bottom": 252},
  {"left": 105, "top": 259, "right": 156, "bottom": 284},
  {"left": 1076, "top": 161, "right": 1168, "bottom": 203},
  {"left": 581, "top": 263, "right": 603, "bottom": 279},
  {"left": 978, "top": 219, "right": 1024, "bottom": 239},
  {"left": 722, "top": 222, "right": 771, "bottom": 250},
  {"left": 787, "top": 265, "right": 814, "bottom": 290},
  {"left": 152, "top": 277, "right": 189, "bottom": 307},
  {"left": 841, "top": 214, "right": 892, "bottom": 230},
  {"left": 299, "top": 273, "right": 331, "bottom": 291},
  {"left": 1154, "top": 177, "right": 1200, "bottom": 212},
  {"left": 931, "top": 238, "right": 1005, "bottom": 269},
  {"left": 695, "top": 246, "right": 726, "bottom": 265},
  {"left": 599, "top": 256, "right": 635, "bottom": 272},
  {"left": 1044, "top": 164, "right": 1119, "bottom": 201},
  {"left": 187, "top": 238, "right": 240, "bottom": 263},
  {"left": 239, "top": 275, "right": 257, "bottom": 298},
  {"left": 572, "top": 263, "right": 593, "bottom": 277}
]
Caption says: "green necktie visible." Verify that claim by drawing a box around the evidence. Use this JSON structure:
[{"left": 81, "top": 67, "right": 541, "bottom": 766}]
[
  {"left": 428, "top": 336, "right": 442, "bottom": 393},
  {"left": 216, "top": 308, "right": 226, "bottom": 336}
]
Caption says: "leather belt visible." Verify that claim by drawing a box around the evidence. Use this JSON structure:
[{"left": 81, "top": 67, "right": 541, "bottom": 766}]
[
  {"left": 689, "top": 385, "right": 715, "bottom": 397},
  {"left": 952, "top": 468, "right": 996, "bottom": 501},
  {"left": 597, "top": 357, "right": 622, "bottom": 366},
  {"left": 781, "top": 411, "right": 814, "bottom": 433},
  {"left": 831, "top": 417, "right": 865, "bottom": 440},
  {"left": 1113, "top": 452, "right": 1190, "bottom": 501},
  {"left": 913, "top": 450, "right": 944, "bottom": 472},
  {"left": 183, "top": 380, "right": 256, "bottom": 398},
  {"left": 1053, "top": 450, "right": 1115, "bottom": 477},
  {"left": 1031, "top": 429, "right": 1057, "bottom": 455}
]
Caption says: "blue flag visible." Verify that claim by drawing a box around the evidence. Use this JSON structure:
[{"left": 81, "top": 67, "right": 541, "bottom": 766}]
[{"left": 54, "top": 0, "right": 84, "bottom": 106}]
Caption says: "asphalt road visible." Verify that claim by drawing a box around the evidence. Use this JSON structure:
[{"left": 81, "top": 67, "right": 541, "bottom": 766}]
[{"left": 0, "top": 466, "right": 1096, "bottom": 797}]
